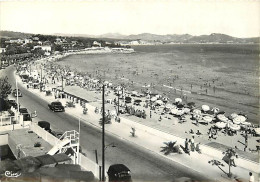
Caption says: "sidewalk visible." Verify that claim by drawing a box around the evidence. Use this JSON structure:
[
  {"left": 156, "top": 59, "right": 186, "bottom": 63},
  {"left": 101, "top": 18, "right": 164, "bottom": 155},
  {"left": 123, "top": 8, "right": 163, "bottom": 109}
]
[{"left": 15, "top": 72, "right": 259, "bottom": 182}]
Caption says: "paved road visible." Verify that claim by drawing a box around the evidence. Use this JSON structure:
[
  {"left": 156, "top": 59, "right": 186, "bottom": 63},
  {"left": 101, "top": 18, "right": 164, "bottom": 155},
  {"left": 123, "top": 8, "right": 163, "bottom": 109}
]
[{"left": 2, "top": 66, "right": 208, "bottom": 181}]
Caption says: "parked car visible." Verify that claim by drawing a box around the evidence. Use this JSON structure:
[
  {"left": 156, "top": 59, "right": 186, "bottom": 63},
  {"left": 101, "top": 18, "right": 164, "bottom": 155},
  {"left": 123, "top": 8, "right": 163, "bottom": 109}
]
[
  {"left": 107, "top": 164, "right": 132, "bottom": 182},
  {"left": 19, "top": 108, "right": 32, "bottom": 121},
  {"left": 7, "top": 100, "right": 18, "bottom": 109},
  {"left": 12, "top": 89, "right": 22, "bottom": 97},
  {"left": 38, "top": 121, "right": 51, "bottom": 131},
  {"left": 50, "top": 130, "right": 63, "bottom": 138},
  {"left": 48, "top": 101, "right": 65, "bottom": 112}
]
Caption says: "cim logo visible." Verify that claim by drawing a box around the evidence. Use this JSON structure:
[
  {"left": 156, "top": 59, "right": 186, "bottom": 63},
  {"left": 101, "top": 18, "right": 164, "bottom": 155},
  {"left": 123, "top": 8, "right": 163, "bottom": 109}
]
[{"left": 4, "top": 171, "right": 21, "bottom": 178}]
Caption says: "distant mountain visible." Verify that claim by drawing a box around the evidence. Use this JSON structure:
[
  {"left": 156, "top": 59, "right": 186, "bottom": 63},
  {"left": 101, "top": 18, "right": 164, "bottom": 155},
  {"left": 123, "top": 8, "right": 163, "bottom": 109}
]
[
  {"left": 0, "top": 31, "right": 34, "bottom": 39},
  {"left": 1, "top": 30, "right": 259, "bottom": 44},
  {"left": 94, "top": 32, "right": 259, "bottom": 43}
]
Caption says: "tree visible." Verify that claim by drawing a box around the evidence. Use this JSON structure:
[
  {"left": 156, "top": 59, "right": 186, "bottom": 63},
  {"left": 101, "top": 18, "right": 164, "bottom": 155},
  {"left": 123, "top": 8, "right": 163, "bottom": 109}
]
[
  {"left": 160, "top": 141, "right": 182, "bottom": 155},
  {"left": 0, "top": 76, "right": 12, "bottom": 99}
]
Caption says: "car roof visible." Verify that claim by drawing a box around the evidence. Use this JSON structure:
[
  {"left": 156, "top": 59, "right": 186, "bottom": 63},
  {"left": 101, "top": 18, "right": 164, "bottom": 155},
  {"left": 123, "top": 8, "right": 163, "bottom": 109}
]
[
  {"left": 108, "top": 164, "right": 130, "bottom": 173},
  {"left": 52, "top": 101, "right": 62, "bottom": 104}
]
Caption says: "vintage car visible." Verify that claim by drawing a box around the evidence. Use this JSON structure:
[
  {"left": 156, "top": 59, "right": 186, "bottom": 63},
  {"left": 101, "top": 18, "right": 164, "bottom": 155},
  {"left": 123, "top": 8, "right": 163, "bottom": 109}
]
[
  {"left": 107, "top": 164, "right": 132, "bottom": 182},
  {"left": 48, "top": 101, "right": 65, "bottom": 112},
  {"left": 12, "top": 89, "right": 22, "bottom": 97}
]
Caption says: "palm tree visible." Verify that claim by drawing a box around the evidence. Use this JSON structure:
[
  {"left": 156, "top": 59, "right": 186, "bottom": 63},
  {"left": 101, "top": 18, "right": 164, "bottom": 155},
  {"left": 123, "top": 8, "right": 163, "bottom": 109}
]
[{"left": 160, "top": 141, "right": 182, "bottom": 155}]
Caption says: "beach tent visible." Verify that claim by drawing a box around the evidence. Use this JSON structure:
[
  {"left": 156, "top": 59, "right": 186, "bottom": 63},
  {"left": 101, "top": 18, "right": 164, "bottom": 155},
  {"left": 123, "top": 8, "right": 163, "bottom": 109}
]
[
  {"left": 175, "top": 98, "right": 182, "bottom": 103},
  {"left": 202, "top": 105, "right": 210, "bottom": 112}
]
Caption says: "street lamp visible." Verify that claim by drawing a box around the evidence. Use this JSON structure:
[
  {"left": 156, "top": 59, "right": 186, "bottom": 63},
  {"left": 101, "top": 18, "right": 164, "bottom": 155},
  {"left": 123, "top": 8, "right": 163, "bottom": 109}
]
[{"left": 102, "top": 84, "right": 105, "bottom": 181}]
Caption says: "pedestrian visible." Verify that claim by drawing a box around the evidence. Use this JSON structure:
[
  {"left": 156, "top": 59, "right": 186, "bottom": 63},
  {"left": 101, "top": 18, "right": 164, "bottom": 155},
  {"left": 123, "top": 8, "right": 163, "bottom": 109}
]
[
  {"left": 190, "top": 136, "right": 195, "bottom": 152},
  {"left": 249, "top": 172, "right": 254, "bottom": 182},
  {"left": 195, "top": 143, "right": 201, "bottom": 154},
  {"left": 185, "top": 138, "right": 189, "bottom": 152},
  {"left": 150, "top": 110, "right": 152, "bottom": 118}
]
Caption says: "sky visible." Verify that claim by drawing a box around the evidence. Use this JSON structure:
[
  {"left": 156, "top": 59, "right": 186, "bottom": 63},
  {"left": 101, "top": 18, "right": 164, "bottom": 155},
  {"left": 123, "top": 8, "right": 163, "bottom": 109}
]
[{"left": 0, "top": 0, "right": 259, "bottom": 38}]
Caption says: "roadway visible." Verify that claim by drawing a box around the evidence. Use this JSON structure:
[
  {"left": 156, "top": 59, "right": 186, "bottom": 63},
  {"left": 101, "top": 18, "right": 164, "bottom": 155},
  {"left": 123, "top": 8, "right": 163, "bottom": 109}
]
[{"left": 1, "top": 66, "right": 208, "bottom": 181}]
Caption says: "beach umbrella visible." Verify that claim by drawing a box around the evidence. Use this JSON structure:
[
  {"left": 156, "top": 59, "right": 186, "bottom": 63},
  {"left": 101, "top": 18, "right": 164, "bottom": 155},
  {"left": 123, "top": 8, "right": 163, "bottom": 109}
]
[
  {"left": 175, "top": 98, "right": 182, "bottom": 103},
  {"left": 165, "top": 104, "right": 173, "bottom": 109},
  {"left": 233, "top": 115, "right": 246, "bottom": 125},
  {"left": 230, "top": 113, "right": 238, "bottom": 119},
  {"left": 108, "top": 83, "right": 112, "bottom": 87},
  {"left": 241, "top": 122, "right": 251, "bottom": 126},
  {"left": 104, "top": 81, "right": 109, "bottom": 85},
  {"left": 202, "top": 105, "right": 210, "bottom": 112},
  {"left": 203, "top": 115, "right": 213, "bottom": 123},
  {"left": 155, "top": 100, "right": 163, "bottom": 105},
  {"left": 198, "top": 119, "right": 208, "bottom": 124},
  {"left": 193, "top": 109, "right": 201, "bottom": 115},
  {"left": 183, "top": 108, "right": 190, "bottom": 114},
  {"left": 176, "top": 109, "right": 184, "bottom": 116},
  {"left": 132, "top": 91, "right": 138, "bottom": 95},
  {"left": 215, "top": 122, "right": 227, "bottom": 128},
  {"left": 170, "top": 108, "right": 178, "bottom": 115},
  {"left": 217, "top": 114, "right": 228, "bottom": 122},
  {"left": 229, "top": 124, "right": 241, "bottom": 131},
  {"left": 150, "top": 97, "right": 157, "bottom": 102},
  {"left": 254, "top": 128, "right": 260, "bottom": 135}
]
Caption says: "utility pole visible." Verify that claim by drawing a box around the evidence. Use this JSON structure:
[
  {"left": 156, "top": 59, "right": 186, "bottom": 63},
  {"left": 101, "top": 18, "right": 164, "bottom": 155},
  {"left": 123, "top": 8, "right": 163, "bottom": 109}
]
[
  {"left": 62, "top": 76, "right": 64, "bottom": 91},
  {"left": 102, "top": 84, "right": 105, "bottom": 181},
  {"left": 118, "top": 89, "right": 120, "bottom": 116}
]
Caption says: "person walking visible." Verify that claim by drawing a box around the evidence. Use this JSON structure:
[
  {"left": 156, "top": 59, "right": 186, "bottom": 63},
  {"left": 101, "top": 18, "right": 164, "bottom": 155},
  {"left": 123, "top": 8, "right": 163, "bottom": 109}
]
[
  {"left": 190, "top": 136, "right": 195, "bottom": 152},
  {"left": 249, "top": 172, "right": 254, "bottom": 182}
]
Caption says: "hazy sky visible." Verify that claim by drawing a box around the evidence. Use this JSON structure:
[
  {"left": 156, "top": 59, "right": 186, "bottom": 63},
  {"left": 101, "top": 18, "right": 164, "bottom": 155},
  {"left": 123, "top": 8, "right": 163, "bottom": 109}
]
[{"left": 0, "top": 0, "right": 259, "bottom": 38}]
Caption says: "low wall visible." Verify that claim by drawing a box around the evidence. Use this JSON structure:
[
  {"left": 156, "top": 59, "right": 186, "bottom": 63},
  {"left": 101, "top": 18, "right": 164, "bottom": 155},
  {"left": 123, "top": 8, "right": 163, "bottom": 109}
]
[
  {"left": 79, "top": 153, "right": 100, "bottom": 179},
  {"left": 0, "top": 134, "right": 9, "bottom": 146},
  {"left": 30, "top": 123, "right": 60, "bottom": 146},
  {"left": 0, "top": 124, "right": 24, "bottom": 132}
]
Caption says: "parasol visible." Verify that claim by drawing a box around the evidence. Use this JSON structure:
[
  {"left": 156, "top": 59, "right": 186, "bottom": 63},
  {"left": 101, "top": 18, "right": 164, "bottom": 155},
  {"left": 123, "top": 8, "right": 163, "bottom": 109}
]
[
  {"left": 215, "top": 122, "right": 227, "bottom": 128},
  {"left": 217, "top": 114, "right": 228, "bottom": 122},
  {"left": 229, "top": 124, "right": 241, "bottom": 131},
  {"left": 233, "top": 115, "right": 246, "bottom": 124},
  {"left": 175, "top": 98, "right": 182, "bottom": 103},
  {"left": 203, "top": 115, "right": 213, "bottom": 123},
  {"left": 150, "top": 97, "right": 157, "bottom": 102},
  {"left": 202, "top": 105, "right": 210, "bottom": 112}
]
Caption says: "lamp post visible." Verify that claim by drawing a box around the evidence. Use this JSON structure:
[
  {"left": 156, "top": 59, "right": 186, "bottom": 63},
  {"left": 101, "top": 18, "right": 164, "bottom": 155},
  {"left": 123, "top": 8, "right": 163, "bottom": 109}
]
[
  {"left": 61, "top": 76, "right": 64, "bottom": 91},
  {"left": 102, "top": 84, "right": 105, "bottom": 181}
]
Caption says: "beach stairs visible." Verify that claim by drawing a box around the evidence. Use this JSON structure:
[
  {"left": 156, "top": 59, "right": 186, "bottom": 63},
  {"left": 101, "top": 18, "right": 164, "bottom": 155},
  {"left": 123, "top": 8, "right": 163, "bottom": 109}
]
[{"left": 47, "top": 130, "right": 80, "bottom": 164}]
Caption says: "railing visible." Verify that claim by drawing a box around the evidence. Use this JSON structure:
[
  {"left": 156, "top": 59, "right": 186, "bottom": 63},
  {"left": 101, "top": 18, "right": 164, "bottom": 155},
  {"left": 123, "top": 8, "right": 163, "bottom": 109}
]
[{"left": 0, "top": 116, "right": 16, "bottom": 126}]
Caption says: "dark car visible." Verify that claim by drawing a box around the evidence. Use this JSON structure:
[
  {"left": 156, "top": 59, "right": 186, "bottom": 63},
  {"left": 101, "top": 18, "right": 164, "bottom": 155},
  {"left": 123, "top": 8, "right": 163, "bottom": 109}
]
[
  {"left": 12, "top": 89, "right": 22, "bottom": 97},
  {"left": 38, "top": 121, "right": 51, "bottom": 131},
  {"left": 8, "top": 100, "right": 18, "bottom": 109},
  {"left": 107, "top": 164, "right": 132, "bottom": 182},
  {"left": 48, "top": 101, "right": 65, "bottom": 112},
  {"left": 19, "top": 108, "right": 32, "bottom": 121}
]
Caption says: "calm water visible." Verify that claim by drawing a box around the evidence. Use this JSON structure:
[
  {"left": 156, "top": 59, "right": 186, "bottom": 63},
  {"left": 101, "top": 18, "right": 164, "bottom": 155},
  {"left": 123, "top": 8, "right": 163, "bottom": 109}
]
[{"left": 57, "top": 44, "right": 259, "bottom": 123}]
